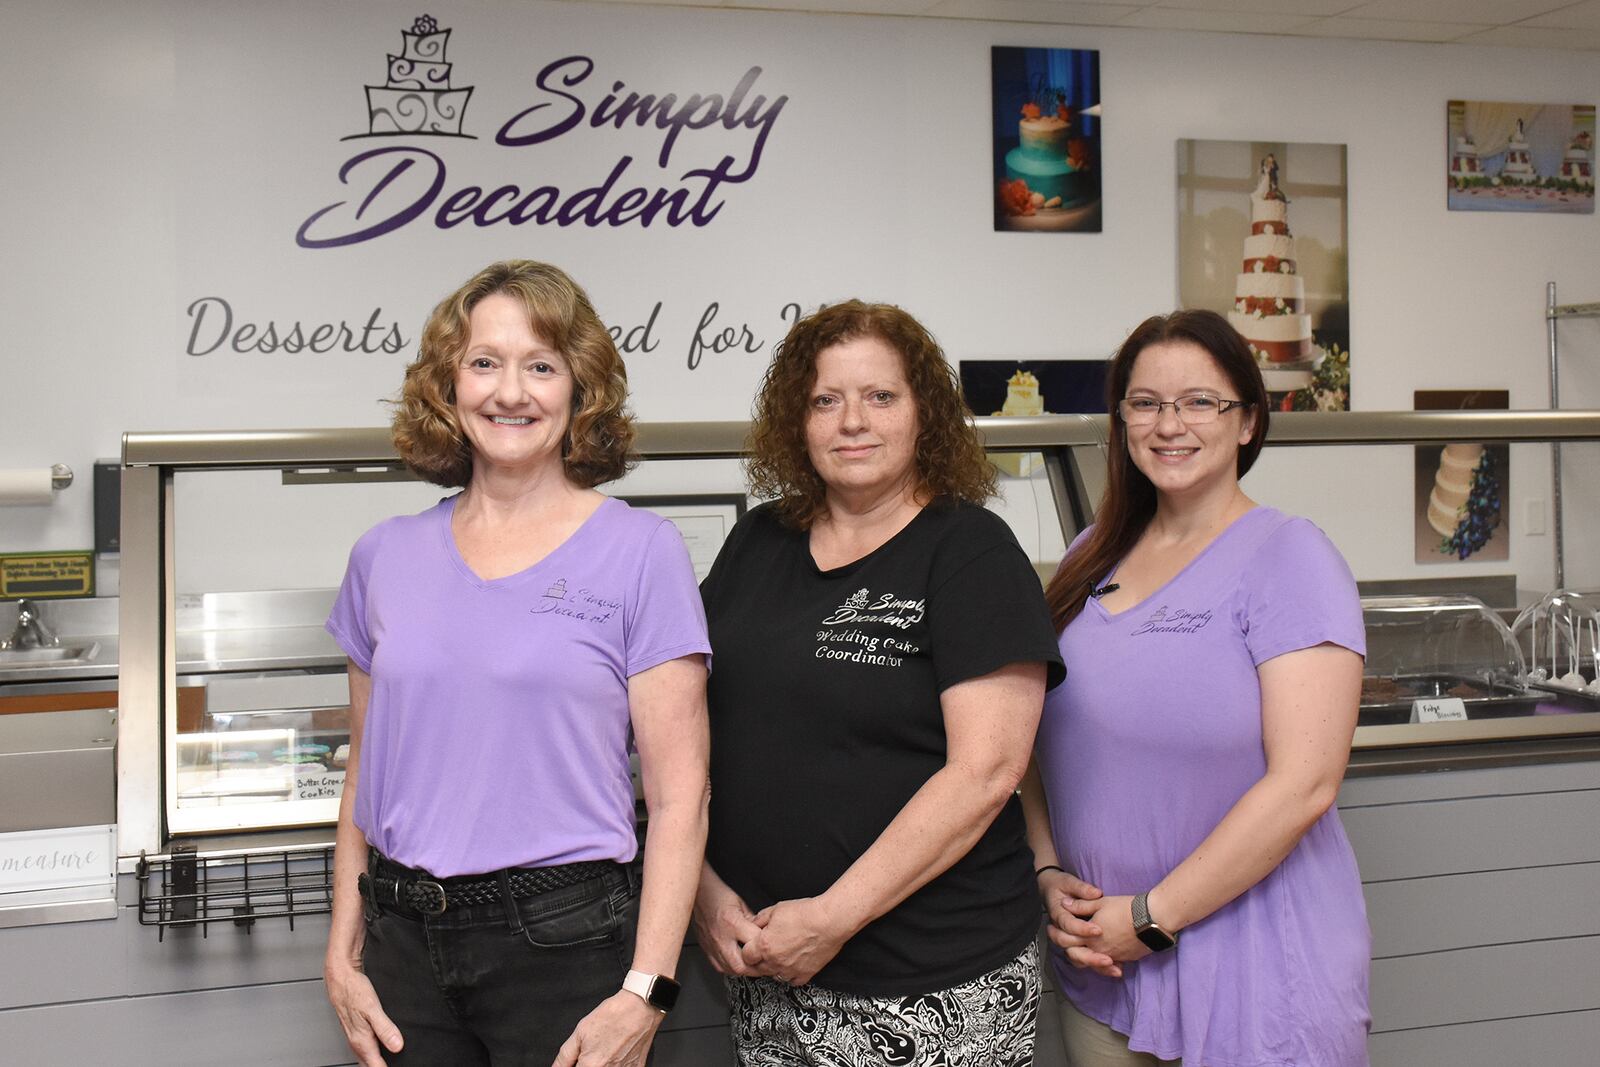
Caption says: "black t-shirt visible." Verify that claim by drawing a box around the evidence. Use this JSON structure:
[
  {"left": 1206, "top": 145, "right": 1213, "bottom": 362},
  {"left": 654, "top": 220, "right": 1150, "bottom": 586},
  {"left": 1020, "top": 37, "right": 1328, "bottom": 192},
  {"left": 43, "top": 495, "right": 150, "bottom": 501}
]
[{"left": 700, "top": 499, "right": 1065, "bottom": 996}]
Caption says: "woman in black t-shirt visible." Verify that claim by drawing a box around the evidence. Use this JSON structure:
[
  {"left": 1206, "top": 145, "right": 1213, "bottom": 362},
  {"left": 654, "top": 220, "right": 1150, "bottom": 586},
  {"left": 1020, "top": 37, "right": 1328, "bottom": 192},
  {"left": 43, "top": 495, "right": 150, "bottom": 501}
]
[{"left": 695, "top": 301, "right": 1065, "bottom": 1066}]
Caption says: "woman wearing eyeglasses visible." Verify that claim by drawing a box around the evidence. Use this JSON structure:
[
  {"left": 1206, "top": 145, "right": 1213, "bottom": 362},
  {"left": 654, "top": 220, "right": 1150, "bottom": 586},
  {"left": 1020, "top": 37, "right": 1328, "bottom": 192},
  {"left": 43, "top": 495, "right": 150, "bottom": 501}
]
[{"left": 1021, "top": 309, "right": 1370, "bottom": 1066}]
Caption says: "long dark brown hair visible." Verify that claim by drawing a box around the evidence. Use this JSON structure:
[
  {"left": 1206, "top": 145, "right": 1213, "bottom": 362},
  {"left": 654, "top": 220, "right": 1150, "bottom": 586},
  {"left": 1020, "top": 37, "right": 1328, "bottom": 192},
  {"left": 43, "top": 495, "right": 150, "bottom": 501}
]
[{"left": 1044, "top": 310, "right": 1271, "bottom": 631}]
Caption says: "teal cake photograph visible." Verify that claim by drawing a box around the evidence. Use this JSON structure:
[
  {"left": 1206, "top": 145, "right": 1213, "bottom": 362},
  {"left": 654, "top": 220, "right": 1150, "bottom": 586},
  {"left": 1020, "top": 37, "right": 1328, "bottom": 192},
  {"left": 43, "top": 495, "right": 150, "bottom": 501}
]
[{"left": 992, "top": 46, "right": 1101, "bottom": 233}]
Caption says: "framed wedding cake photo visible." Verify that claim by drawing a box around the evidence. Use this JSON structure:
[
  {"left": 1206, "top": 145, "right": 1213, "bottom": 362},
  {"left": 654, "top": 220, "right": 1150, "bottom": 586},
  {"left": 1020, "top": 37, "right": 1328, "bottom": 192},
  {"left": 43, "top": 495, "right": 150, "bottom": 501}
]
[
  {"left": 1177, "top": 138, "right": 1351, "bottom": 413},
  {"left": 991, "top": 46, "right": 1102, "bottom": 234}
]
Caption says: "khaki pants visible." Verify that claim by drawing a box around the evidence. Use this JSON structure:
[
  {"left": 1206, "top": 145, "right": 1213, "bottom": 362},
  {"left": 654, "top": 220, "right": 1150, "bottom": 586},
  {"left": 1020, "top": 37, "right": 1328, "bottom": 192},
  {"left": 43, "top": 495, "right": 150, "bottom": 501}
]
[{"left": 1057, "top": 994, "right": 1181, "bottom": 1067}]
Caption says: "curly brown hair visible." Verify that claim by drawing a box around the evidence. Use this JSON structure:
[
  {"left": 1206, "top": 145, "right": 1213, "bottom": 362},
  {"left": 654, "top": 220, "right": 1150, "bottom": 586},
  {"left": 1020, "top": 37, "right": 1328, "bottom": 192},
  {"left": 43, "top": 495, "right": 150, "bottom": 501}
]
[
  {"left": 747, "top": 300, "right": 997, "bottom": 528},
  {"left": 391, "top": 260, "right": 635, "bottom": 488}
]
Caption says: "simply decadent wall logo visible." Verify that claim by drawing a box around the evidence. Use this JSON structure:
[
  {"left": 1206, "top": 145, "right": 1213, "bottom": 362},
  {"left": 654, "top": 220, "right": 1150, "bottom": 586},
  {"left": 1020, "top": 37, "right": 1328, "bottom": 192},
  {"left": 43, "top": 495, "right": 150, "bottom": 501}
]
[{"left": 295, "top": 13, "right": 790, "bottom": 248}]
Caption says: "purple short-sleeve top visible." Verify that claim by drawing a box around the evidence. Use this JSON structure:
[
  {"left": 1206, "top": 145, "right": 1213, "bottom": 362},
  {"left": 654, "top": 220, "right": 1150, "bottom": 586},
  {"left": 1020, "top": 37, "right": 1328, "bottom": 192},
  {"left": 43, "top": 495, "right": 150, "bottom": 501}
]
[
  {"left": 1036, "top": 507, "right": 1372, "bottom": 1066},
  {"left": 326, "top": 495, "right": 710, "bottom": 877}
]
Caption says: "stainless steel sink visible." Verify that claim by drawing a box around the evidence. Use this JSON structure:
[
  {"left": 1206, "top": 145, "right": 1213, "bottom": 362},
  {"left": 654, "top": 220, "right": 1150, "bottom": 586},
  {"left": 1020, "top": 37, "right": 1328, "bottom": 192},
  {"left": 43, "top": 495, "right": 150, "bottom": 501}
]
[{"left": 0, "top": 642, "right": 100, "bottom": 668}]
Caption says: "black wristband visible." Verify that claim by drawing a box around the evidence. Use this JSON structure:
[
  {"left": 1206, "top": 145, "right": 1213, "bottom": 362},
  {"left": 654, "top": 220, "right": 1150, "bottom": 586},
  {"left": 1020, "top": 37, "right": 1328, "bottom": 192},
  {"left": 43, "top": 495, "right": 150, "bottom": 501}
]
[{"left": 1034, "top": 864, "right": 1065, "bottom": 878}]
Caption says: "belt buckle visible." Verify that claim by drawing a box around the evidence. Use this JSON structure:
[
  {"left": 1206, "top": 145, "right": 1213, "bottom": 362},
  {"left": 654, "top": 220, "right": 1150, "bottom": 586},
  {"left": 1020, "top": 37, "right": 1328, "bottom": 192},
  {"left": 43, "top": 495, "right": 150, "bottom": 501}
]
[{"left": 407, "top": 879, "right": 447, "bottom": 916}]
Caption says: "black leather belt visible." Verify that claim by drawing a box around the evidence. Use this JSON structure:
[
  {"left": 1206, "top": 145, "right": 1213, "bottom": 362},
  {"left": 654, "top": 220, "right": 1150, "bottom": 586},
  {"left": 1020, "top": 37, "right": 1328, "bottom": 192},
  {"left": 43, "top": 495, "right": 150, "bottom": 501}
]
[{"left": 361, "top": 851, "right": 617, "bottom": 917}]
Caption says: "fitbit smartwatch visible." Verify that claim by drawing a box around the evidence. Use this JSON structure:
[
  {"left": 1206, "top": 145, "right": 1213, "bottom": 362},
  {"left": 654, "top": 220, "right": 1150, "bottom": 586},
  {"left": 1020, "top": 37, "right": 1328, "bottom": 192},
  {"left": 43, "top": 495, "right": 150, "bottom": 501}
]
[{"left": 1131, "top": 892, "right": 1178, "bottom": 952}]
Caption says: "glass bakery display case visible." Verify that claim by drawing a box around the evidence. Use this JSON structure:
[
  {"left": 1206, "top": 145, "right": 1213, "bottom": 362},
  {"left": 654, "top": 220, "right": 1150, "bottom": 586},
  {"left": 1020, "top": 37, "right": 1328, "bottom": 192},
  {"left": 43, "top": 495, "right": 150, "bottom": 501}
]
[
  {"left": 150, "top": 464, "right": 453, "bottom": 838},
  {"left": 116, "top": 426, "right": 754, "bottom": 856},
  {"left": 1359, "top": 595, "right": 1600, "bottom": 726},
  {"left": 117, "top": 412, "right": 1600, "bottom": 855}
]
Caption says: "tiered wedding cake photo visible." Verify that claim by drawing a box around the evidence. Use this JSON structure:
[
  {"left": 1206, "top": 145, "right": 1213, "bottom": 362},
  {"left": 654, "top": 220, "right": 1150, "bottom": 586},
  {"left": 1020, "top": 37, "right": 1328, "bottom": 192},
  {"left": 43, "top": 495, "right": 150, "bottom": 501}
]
[
  {"left": 1446, "top": 102, "right": 1595, "bottom": 213},
  {"left": 1226, "top": 155, "right": 1319, "bottom": 396}
]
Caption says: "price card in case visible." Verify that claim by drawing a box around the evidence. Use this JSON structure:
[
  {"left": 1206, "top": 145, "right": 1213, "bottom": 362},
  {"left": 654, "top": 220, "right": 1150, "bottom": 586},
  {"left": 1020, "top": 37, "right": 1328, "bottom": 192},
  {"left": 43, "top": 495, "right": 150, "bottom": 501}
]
[
  {"left": 1410, "top": 697, "right": 1468, "bottom": 723},
  {"left": 295, "top": 768, "right": 346, "bottom": 801}
]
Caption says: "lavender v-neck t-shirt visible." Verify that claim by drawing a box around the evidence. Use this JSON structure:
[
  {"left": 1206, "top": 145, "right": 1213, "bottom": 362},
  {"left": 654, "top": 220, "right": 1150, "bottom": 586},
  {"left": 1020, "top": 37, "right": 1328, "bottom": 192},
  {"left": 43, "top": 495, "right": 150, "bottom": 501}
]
[
  {"left": 1036, "top": 508, "right": 1371, "bottom": 1066},
  {"left": 326, "top": 495, "right": 710, "bottom": 878}
]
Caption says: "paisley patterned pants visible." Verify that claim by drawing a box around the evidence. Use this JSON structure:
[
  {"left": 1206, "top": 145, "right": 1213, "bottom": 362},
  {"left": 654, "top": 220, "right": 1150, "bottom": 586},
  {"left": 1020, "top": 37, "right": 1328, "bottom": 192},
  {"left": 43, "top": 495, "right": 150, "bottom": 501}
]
[{"left": 725, "top": 941, "right": 1040, "bottom": 1066}]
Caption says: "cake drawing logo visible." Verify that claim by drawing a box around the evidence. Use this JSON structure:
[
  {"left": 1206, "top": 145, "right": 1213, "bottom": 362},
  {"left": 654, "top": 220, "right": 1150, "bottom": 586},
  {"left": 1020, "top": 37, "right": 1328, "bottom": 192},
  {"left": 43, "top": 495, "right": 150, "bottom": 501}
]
[
  {"left": 532, "top": 577, "right": 568, "bottom": 612},
  {"left": 350, "top": 14, "right": 475, "bottom": 140},
  {"left": 1130, "top": 605, "right": 1213, "bottom": 637},
  {"left": 296, "top": 14, "right": 790, "bottom": 248}
]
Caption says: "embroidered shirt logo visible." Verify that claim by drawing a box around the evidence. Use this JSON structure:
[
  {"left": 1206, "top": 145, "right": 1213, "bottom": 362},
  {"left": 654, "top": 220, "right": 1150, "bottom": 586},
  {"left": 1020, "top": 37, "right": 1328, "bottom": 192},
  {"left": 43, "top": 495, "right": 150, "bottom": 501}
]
[
  {"left": 821, "top": 589, "right": 924, "bottom": 630},
  {"left": 814, "top": 587, "right": 923, "bottom": 667},
  {"left": 1130, "top": 605, "right": 1213, "bottom": 636},
  {"left": 531, "top": 578, "right": 620, "bottom": 624}
]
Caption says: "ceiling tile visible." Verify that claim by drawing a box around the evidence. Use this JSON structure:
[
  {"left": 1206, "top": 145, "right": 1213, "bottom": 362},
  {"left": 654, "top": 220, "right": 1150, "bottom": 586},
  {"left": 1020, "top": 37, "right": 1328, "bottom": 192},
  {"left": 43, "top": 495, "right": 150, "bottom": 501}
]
[
  {"left": 1342, "top": 0, "right": 1574, "bottom": 23},
  {"left": 1118, "top": 7, "right": 1322, "bottom": 32},
  {"left": 925, "top": 0, "right": 1140, "bottom": 23},
  {"left": 1149, "top": 0, "right": 1362, "bottom": 14},
  {"left": 717, "top": 0, "right": 948, "bottom": 13},
  {"left": 1523, "top": 0, "right": 1600, "bottom": 29},
  {"left": 1455, "top": 23, "right": 1600, "bottom": 48},
  {"left": 578, "top": 0, "right": 1600, "bottom": 49},
  {"left": 1295, "top": 16, "right": 1491, "bottom": 41}
]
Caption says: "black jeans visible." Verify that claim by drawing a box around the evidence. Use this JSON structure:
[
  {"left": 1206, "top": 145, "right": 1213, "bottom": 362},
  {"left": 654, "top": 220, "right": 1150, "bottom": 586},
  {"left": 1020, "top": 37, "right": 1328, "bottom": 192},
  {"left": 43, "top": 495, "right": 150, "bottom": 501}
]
[{"left": 361, "top": 856, "right": 640, "bottom": 1066}]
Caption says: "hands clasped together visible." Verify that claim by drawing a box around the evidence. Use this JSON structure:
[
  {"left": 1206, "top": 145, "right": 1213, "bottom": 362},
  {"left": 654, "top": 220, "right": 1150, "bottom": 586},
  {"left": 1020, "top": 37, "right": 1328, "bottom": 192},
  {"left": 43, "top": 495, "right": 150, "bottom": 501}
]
[
  {"left": 1036, "top": 869, "right": 1152, "bottom": 979},
  {"left": 693, "top": 870, "right": 853, "bottom": 987},
  {"left": 694, "top": 865, "right": 1163, "bottom": 989}
]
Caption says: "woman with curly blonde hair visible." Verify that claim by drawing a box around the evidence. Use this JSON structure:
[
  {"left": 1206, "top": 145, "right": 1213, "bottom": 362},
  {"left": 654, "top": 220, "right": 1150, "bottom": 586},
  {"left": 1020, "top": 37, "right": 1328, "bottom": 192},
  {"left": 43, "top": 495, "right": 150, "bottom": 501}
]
[
  {"left": 324, "top": 261, "right": 710, "bottom": 1067},
  {"left": 695, "top": 300, "right": 1065, "bottom": 1066}
]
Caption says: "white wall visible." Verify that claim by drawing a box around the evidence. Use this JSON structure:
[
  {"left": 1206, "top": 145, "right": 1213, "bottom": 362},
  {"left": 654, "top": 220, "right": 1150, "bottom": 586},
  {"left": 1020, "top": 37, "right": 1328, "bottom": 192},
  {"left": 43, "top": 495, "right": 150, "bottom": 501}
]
[{"left": 2, "top": 0, "right": 1597, "bottom": 591}]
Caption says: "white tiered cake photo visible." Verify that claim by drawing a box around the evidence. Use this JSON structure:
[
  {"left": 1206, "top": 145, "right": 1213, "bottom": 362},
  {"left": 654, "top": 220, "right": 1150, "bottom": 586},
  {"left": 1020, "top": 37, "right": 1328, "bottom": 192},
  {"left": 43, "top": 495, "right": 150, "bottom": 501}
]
[
  {"left": 1226, "top": 155, "right": 1317, "bottom": 394},
  {"left": 1501, "top": 119, "right": 1537, "bottom": 184},
  {"left": 1447, "top": 101, "right": 1595, "bottom": 214},
  {"left": 1426, "top": 444, "right": 1485, "bottom": 540},
  {"left": 1561, "top": 130, "right": 1594, "bottom": 188},
  {"left": 1450, "top": 135, "right": 1481, "bottom": 184},
  {"left": 990, "top": 370, "right": 1045, "bottom": 477}
]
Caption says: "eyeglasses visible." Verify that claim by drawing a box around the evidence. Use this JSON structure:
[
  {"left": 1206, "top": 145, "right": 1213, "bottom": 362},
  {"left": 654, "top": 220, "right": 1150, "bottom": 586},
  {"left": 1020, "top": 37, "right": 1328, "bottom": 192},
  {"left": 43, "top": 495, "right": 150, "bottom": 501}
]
[{"left": 1116, "top": 394, "right": 1249, "bottom": 425}]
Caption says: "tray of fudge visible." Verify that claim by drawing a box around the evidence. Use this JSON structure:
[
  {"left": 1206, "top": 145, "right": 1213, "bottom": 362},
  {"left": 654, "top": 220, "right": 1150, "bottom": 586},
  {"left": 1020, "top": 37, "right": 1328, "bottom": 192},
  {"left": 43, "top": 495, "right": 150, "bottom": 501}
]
[{"left": 1357, "top": 673, "right": 1600, "bottom": 725}]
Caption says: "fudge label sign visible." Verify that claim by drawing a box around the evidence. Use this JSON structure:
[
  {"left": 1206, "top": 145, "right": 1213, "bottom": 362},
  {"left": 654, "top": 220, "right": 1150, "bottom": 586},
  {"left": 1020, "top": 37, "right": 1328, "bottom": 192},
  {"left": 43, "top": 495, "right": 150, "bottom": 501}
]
[{"left": 296, "top": 14, "right": 789, "bottom": 248}]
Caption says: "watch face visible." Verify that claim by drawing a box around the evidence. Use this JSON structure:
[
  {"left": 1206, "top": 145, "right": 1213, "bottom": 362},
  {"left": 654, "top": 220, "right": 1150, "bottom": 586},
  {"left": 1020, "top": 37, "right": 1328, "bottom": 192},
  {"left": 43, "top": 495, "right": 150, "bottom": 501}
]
[
  {"left": 1136, "top": 926, "right": 1176, "bottom": 952},
  {"left": 649, "top": 975, "right": 681, "bottom": 1012}
]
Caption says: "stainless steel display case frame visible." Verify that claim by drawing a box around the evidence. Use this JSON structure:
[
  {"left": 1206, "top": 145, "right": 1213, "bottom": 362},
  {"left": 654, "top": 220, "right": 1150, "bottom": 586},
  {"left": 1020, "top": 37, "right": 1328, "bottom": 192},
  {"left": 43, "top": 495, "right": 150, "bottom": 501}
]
[{"left": 118, "top": 412, "right": 1600, "bottom": 855}]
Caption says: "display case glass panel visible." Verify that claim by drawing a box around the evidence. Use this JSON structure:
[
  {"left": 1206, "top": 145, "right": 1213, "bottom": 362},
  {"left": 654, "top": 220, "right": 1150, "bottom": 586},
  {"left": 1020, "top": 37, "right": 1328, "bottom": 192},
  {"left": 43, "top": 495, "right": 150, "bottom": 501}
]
[{"left": 163, "top": 460, "right": 752, "bottom": 835}]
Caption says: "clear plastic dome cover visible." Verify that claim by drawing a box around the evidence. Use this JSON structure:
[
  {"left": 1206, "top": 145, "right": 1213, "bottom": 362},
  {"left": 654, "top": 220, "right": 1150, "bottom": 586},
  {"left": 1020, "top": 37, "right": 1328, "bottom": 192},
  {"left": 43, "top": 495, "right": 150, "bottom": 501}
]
[
  {"left": 1511, "top": 590, "right": 1600, "bottom": 694},
  {"left": 1360, "top": 595, "right": 1526, "bottom": 703}
]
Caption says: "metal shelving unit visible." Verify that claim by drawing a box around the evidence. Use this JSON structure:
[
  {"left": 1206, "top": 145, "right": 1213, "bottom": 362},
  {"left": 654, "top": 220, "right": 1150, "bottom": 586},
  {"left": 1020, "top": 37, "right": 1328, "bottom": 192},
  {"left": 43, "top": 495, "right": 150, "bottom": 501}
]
[{"left": 1545, "top": 281, "right": 1600, "bottom": 588}]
